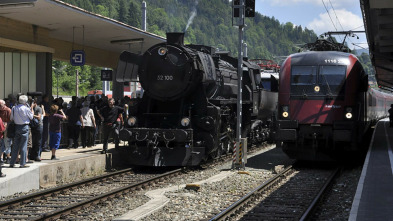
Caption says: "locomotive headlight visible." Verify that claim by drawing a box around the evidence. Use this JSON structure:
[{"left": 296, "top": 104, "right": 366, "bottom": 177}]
[
  {"left": 181, "top": 117, "right": 190, "bottom": 127},
  {"left": 158, "top": 47, "right": 167, "bottom": 56},
  {"left": 345, "top": 107, "right": 353, "bottom": 119},
  {"left": 282, "top": 106, "right": 289, "bottom": 118},
  {"left": 127, "top": 117, "right": 137, "bottom": 126}
]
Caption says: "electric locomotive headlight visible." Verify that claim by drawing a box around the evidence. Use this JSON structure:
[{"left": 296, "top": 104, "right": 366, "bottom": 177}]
[
  {"left": 158, "top": 47, "right": 167, "bottom": 56},
  {"left": 282, "top": 106, "right": 289, "bottom": 118},
  {"left": 127, "top": 117, "right": 137, "bottom": 126},
  {"left": 345, "top": 107, "right": 353, "bottom": 119},
  {"left": 181, "top": 117, "right": 190, "bottom": 127}
]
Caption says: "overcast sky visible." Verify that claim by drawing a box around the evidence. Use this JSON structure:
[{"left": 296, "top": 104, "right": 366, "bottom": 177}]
[{"left": 255, "top": 0, "right": 367, "bottom": 50}]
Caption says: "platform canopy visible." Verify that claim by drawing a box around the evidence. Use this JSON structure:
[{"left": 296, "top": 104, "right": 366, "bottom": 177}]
[
  {"left": 0, "top": 0, "right": 165, "bottom": 68},
  {"left": 361, "top": 0, "right": 393, "bottom": 89}
]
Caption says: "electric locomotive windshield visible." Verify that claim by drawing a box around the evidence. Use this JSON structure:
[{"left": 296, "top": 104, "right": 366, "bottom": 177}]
[{"left": 290, "top": 65, "right": 346, "bottom": 99}]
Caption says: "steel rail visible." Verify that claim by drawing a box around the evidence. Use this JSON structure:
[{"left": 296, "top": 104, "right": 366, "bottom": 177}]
[
  {"left": 299, "top": 167, "right": 341, "bottom": 221},
  {"left": 209, "top": 165, "right": 295, "bottom": 221},
  {"left": 35, "top": 168, "right": 182, "bottom": 221},
  {"left": 0, "top": 168, "right": 134, "bottom": 210}
]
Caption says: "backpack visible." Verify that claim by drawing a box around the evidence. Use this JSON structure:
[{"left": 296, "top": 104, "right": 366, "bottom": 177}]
[{"left": 0, "top": 117, "right": 5, "bottom": 139}]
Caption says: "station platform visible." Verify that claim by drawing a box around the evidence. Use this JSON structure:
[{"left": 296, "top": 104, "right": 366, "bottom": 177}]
[
  {"left": 0, "top": 143, "right": 119, "bottom": 197},
  {"left": 349, "top": 118, "right": 393, "bottom": 221}
]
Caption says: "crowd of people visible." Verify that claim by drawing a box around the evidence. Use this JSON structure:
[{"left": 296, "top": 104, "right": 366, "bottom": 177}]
[{"left": 0, "top": 93, "right": 129, "bottom": 178}]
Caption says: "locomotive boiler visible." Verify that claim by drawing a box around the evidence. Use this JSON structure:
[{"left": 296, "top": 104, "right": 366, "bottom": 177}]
[{"left": 115, "top": 32, "right": 278, "bottom": 166}]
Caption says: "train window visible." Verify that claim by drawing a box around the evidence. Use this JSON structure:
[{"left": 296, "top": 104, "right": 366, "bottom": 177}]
[
  {"left": 290, "top": 66, "right": 317, "bottom": 95},
  {"left": 319, "top": 66, "right": 346, "bottom": 96},
  {"left": 261, "top": 79, "right": 271, "bottom": 90}
]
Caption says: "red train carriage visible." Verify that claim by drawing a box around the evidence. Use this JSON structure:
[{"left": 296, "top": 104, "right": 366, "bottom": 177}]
[{"left": 275, "top": 51, "right": 393, "bottom": 160}]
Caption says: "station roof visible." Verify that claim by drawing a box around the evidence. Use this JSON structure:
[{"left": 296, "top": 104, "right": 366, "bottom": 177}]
[
  {"left": 362, "top": 0, "right": 393, "bottom": 89},
  {"left": 0, "top": 0, "right": 165, "bottom": 67}
]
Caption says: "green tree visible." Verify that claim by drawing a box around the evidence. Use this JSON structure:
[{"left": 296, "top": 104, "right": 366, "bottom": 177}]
[
  {"left": 128, "top": 1, "right": 141, "bottom": 28},
  {"left": 118, "top": 0, "right": 129, "bottom": 23}
]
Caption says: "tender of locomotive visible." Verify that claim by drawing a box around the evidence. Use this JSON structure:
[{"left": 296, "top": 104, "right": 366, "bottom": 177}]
[
  {"left": 275, "top": 48, "right": 393, "bottom": 161},
  {"left": 115, "top": 33, "right": 278, "bottom": 166}
]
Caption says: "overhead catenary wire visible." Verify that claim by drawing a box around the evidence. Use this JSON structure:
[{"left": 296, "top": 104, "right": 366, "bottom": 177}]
[
  {"left": 322, "top": 0, "right": 366, "bottom": 50},
  {"left": 321, "top": 0, "right": 338, "bottom": 32},
  {"left": 328, "top": 0, "right": 344, "bottom": 31},
  {"left": 321, "top": 0, "right": 342, "bottom": 42}
]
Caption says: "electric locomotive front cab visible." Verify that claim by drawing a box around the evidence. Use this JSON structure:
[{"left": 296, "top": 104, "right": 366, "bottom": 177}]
[{"left": 276, "top": 51, "right": 368, "bottom": 160}]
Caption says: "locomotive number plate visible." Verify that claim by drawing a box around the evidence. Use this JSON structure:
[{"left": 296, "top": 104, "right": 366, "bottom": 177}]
[{"left": 157, "top": 75, "right": 174, "bottom": 81}]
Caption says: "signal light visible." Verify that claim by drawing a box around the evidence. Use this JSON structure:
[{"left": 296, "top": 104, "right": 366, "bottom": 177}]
[
  {"left": 245, "top": 0, "right": 255, "bottom": 17},
  {"left": 233, "top": 0, "right": 240, "bottom": 17},
  {"left": 233, "top": 0, "right": 255, "bottom": 18}
]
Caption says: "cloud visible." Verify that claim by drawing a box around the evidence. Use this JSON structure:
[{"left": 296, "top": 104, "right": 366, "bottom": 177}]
[
  {"left": 258, "top": 0, "right": 355, "bottom": 8},
  {"left": 307, "top": 9, "right": 363, "bottom": 35}
]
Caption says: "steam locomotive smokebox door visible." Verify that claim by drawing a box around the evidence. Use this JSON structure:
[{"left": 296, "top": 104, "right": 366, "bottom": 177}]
[{"left": 139, "top": 44, "right": 198, "bottom": 101}]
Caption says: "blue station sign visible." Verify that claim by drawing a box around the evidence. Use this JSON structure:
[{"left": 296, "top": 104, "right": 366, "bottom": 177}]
[{"left": 70, "top": 50, "right": 85, "bottom": 66}]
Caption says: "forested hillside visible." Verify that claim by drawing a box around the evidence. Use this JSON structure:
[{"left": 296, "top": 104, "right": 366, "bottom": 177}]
[
  {"left": 54, "top": 0, "right": 374, "bottom": 95},
  {"left": 63, "top": 0, "right": 317, "bottom": 59}
]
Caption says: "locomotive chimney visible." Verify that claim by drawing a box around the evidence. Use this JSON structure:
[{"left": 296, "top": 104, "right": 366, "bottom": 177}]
[{"left": 166, "top": 32, "right": 184, "bottom": 46}]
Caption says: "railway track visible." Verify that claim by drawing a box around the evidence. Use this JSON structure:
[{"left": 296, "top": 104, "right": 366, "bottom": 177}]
[
  {"left": 0, "top": 168, "right": 182, "bottom": 220},
  {"left": 209, "top": 164, "right": 340, "bottom": 221}
]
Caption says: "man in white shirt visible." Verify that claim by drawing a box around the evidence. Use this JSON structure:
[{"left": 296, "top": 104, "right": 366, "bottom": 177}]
[{"left": 9, "top": 95, "right": 34, "bottom": 168}]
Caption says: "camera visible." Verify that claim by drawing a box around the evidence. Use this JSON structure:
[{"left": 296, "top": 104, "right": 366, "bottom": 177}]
[{"left": 27, "top": 91, "right": 43, "bottom": 105}]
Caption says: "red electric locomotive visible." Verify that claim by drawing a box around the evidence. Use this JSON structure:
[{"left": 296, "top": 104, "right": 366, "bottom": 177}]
[{"left": 275, "top": 47, "right": 393, "bottom": 160}]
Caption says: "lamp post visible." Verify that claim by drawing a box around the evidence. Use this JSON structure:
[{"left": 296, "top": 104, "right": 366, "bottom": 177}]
[
  {"left": 52, "top": 66, "right": 59, "bottom": 97},
  {"left": 52, "top": 65, "right": 66, "bottom": 98}
]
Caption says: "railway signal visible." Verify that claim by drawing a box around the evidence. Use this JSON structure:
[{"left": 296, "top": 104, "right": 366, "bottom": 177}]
[
  {"left": 233, "top": 0, "right": 255, "bottom": 18},
  {"left": 232, "top": 0, "right": 249, "bottom": 170},
  {"left": 245, "top": 0, "right": 255, "bottom": 17}
]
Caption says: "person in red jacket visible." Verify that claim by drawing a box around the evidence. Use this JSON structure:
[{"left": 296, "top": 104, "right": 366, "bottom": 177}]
[{"left": 0, "top": 116, "right": 6, "bottom": 177}]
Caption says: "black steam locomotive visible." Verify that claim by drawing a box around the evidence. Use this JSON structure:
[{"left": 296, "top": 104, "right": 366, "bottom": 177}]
[{"left": 116, "top": 33, "right": 278, "bottom": 166}]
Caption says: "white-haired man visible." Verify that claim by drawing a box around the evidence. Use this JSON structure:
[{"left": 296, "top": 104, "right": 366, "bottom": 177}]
[{"left": 10, "top": 95, "right": 34, "bottom": 168}]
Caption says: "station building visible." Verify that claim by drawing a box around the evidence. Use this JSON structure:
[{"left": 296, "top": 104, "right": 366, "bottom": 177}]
[{"left": 0, "top": 0, "right": 164, "bottom": 100}]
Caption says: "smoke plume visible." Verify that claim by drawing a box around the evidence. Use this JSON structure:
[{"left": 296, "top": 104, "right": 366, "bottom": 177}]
[{"left": 184, "top": 0, "right": 199, "bottom": 32}]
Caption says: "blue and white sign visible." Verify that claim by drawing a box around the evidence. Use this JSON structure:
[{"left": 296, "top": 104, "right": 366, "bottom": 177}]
[{"left": 70, "top": 50, "right": 85, "bottom": 66}]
